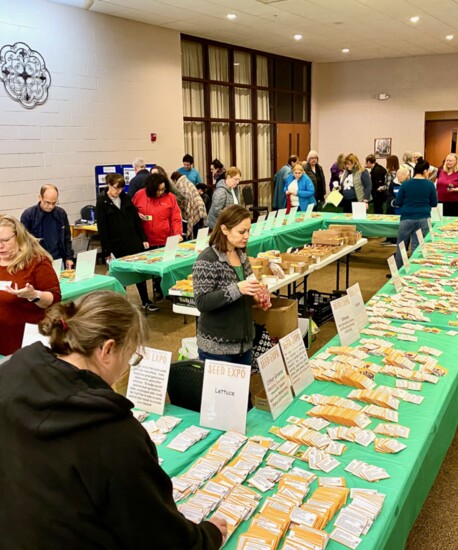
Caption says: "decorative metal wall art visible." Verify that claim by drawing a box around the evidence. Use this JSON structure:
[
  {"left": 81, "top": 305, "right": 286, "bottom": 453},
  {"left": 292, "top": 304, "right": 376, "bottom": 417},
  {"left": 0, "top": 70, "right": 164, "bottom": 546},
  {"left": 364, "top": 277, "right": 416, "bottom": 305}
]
[{"left": 0, "top": 42, "right": 51, "bottom": 109}]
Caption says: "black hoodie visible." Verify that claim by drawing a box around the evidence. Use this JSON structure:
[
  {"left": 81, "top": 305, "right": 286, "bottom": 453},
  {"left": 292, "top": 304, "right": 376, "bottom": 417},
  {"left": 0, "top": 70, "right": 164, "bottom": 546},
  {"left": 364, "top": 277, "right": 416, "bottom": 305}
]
[{"left": 0, "top": 342, "right": 222, "bottom": 550}]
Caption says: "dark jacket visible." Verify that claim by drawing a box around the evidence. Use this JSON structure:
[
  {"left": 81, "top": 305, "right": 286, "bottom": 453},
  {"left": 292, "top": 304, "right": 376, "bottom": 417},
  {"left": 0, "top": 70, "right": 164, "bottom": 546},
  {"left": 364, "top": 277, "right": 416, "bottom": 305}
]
[
  {"left": 96, "top": 189, "right": 146, "bottom": 259},
  {"left": 192, "top": 246, "right": 255, "bottom": 353},
  {"left": 304, "top": 163, "right": 326, "bottom": 202},
  {"left": 370, "top": 163, "right": 387, "bottom": 195},
  {"left": 0, "top": 343, "right": 222, "bottom": 550},
  {"left": 127, "top": 168, "right": 150, "bottom": 198},
  {"left": 20, "top": 203, "right": 73, "bottom": 262}
]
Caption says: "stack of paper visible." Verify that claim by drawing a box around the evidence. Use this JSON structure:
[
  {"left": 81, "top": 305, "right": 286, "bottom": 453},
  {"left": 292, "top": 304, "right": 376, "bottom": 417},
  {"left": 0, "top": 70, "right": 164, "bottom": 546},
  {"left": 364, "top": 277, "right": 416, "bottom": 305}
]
[{"left": 345, "top": 459, "right": 390, "bottom": 482}]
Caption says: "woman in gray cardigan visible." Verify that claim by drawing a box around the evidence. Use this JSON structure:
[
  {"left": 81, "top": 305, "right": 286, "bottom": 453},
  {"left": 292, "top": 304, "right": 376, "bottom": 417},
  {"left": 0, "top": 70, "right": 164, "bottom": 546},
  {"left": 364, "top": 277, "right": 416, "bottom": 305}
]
[
  {"left": 207, "top": 167, "right": 241, "bottom": 229},
  {"left": 192, "top": 205, "right": 265, "bottom": 367}
]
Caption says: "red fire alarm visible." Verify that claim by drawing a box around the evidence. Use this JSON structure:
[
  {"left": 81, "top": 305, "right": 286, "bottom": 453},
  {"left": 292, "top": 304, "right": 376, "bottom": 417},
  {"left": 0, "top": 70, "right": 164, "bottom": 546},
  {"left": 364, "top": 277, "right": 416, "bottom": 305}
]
[{"left": 150, "top": 133, "right": 157, "bottom": 142}]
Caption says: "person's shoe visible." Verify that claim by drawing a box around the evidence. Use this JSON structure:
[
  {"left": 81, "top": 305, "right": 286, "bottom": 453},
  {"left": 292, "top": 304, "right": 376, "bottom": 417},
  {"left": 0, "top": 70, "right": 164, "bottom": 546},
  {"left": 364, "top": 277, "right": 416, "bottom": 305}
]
[
  {"left": 142, "top": 301, "right": 159, "bottom": 312},
  {"left": 380, "top": 239, "right": 396, "bottom": 247}
]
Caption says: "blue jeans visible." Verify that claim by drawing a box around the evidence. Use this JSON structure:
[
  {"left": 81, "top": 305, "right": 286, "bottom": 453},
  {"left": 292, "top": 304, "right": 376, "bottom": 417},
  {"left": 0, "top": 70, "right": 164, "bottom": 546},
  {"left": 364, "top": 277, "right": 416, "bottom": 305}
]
[
  {"left": 198, "top": 348, "right": 253, "bottom": 409},
  {"left": 395, "top": 218, "right": 429, "bottom": 269}
]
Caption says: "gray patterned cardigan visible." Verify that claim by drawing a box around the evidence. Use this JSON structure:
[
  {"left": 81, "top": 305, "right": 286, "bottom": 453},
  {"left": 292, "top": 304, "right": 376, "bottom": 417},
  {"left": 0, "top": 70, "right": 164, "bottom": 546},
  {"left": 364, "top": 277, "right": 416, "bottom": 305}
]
[{"left": 192, "top": 245, "right": 255, "bottom": 355}]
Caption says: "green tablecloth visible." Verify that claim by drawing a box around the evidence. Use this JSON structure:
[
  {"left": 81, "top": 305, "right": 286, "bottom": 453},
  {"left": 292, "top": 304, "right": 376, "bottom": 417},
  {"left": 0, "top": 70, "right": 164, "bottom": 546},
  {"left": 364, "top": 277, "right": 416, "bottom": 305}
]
[
  {"left": 221, "top": 325, "right": 457, "bottom": 550},
  {"left": 319, "top": 212, "right": 401, "bottom": 238},
  {"left": 108, "top": 219, "right": 321, "bottom": 294},
  {"left": 143, "top": 403, "right": 223, "bottom": 478},
  {"left": 60, "top": 274, "right": 126, "bottom": 301}
]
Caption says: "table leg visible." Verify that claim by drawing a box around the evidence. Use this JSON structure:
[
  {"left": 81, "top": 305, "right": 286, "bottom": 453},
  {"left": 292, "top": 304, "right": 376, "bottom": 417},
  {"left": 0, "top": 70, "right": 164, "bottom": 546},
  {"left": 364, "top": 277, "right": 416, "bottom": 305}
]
[{"left": 335, "top": 259, "right": 341, "bottom": 292}]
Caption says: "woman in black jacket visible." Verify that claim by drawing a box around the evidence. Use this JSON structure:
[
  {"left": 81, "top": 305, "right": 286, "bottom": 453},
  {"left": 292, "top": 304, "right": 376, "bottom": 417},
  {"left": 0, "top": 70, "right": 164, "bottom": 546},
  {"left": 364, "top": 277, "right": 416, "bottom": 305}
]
[
  {"left": 96, "top": 174, "right": 156, "bottom": 311},
  {"left": 0, "top": 291, "right": 226, "bottom": 549}
]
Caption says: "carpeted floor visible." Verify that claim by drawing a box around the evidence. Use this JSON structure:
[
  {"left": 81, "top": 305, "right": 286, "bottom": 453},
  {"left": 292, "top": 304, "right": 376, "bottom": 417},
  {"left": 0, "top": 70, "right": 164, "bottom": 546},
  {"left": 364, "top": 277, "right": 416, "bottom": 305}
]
[{"left": 118, "top": 237, "right": 456, "bottom": 549}]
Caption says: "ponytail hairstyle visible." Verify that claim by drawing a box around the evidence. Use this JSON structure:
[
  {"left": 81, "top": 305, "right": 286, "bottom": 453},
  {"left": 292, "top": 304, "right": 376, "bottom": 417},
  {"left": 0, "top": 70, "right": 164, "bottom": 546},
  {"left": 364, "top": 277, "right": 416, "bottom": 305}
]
[
  {"left": 414, "top": 159, "right": 430, "bottom": 176},
  {"left": 39, "top": 291, "right": 149, "bottom": 357}
]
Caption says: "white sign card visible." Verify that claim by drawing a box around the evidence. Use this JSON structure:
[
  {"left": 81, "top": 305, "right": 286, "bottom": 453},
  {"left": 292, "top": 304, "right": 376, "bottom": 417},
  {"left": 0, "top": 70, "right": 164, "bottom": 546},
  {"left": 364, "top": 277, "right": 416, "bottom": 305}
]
[
  {"left": 279, "top": 329, "right": 313, "bottom": 396},
  {"left": 387, "top": 255, "right": 403, "bottom": 293},
  {"left": 330, "top": 295, "right": 360, "bottom": 346},
  {"left": 427, "top": 218, "right": 435, "bottom": 242},
  {"left": 304, "top": 203, "right": 315, "bottom": 219},
  {"left": 126, "top": 347, "right": 172, "bottom": 415},
  {"left": 0, "top": 281, "right": 12, "bottom": 290},
  {"left": 22, "top": 323, "right": 50, "bottom": 348},
  {"left": 162, "top": 235, "right": 181, "bottom": 261},
  {"left": 195, "top": 227, "right": 209, "bottom": 253},
  {"left": 286, "top": 206, "right": 298, "bottom": 225},
  {"left": 275, "top": 208, "right": 287, "bottom": 228},
  {"left": 431, "top": 204, "right": 443, "bottom": 222},
  {"left": 52, "top": 258, "right": 62, "bottom": 278},
  {"left": 251, "top": 215, "right": 266, "bottom": 236},
  {"left": 263, "top": 211, "right": 276, "bottom": 231},
  {"left": 352, "top": 202, "right": 367, "bottom": 220},
  {"left": 200, "top": 360, "right": 251, "bottom": 434},
  {"left": 399, "top": 241, "right": 410, "bottom": 273},
  {"left": 257, "top": 345, "right": 294, "bottom": 420},
  {"left": 346, "top": 283, "right": 368, "bottom": 331},
  {"left": 75, "top": 249, "right": 97, "bottom": 281},
  {"left": 415, "top": 229, "right": 427, "bottom": 258}
]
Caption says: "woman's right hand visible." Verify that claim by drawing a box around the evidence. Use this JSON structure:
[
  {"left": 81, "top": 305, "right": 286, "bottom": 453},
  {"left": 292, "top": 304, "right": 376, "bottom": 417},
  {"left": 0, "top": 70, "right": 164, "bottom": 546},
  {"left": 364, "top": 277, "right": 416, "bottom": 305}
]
[
  {"left": 208, "top": 517, "right": 227, "bottom": 546},
  {"left": 138, "top": 213, "right": 149, "bottom": 221},
  {"left": 238, "top": 279, "right": 261, "bottom": 296}
]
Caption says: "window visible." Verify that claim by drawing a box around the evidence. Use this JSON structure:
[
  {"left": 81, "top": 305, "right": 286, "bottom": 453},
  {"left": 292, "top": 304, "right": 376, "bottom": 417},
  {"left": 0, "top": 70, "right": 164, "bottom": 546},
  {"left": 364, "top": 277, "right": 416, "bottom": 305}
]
[{"left": 181, "top": 38, "right": 311, "bottom": 206}]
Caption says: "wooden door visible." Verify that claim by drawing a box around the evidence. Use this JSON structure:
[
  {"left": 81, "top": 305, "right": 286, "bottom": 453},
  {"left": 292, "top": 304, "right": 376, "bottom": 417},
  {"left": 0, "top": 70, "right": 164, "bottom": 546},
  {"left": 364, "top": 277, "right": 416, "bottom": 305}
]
[
  {"left": 425, "top": 120, "right": 458, "bottom": 168},
  {"left": 276, "top": 123, "right": 310, "bottom": 171}
]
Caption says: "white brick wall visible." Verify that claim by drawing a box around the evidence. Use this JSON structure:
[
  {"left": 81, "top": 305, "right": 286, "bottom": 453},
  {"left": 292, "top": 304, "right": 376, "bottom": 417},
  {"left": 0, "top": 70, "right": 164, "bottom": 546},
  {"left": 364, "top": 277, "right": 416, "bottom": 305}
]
[{"left": 0, "top": 0, "right": 184, "bottom": 254}]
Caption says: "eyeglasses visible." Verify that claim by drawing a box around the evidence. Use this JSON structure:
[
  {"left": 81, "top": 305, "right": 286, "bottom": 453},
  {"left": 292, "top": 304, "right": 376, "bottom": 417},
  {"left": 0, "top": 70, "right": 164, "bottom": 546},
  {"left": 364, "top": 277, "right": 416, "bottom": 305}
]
[
  {"left": 0, "top": 234, "right": 15, "bottom": 245},
  {"left": 129, "top": 351, "right": 144, "bottom": 367},
  {"left": 42, "top": 200, "right": 59, "bottom": 207}
]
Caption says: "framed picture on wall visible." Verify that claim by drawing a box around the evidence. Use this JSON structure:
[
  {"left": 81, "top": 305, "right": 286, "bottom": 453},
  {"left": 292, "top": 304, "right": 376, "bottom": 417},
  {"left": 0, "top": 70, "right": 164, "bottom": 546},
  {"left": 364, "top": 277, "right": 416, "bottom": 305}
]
[{"left": 374, "top": 138, "right": 391, "bottom": 158}]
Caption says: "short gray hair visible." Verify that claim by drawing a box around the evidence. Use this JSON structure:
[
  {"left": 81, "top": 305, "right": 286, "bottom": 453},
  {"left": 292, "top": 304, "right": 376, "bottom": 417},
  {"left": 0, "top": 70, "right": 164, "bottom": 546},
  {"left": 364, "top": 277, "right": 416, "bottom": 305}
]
[
  {"left": 133, "top": 157, "right": 146, "bottom": 169},
  {"left": 307, "top": 150, "right": 319, "bottom": 162}
]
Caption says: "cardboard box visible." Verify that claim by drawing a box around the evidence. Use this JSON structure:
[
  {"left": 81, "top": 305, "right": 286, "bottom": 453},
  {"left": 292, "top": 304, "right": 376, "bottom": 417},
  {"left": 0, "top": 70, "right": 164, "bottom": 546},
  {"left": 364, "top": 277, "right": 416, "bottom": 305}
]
[
  {"left": 252, "top": 297, "right": 298, "bottom": 339},
  {"left": 254, "top": 388, "right": 271, "bottom": 413},
  {"left": 280, "top": 253, "right": 312, "bottom": 268},
  {"left": 312, "top": 230, "right": 344, "bottom": 246}
]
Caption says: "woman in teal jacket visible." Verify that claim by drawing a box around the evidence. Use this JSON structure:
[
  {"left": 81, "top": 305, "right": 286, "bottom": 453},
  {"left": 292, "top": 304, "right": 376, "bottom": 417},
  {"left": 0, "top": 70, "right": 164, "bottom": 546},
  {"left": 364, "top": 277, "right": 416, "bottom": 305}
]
[{"left": 284, "top": 162, "right": 316, "bottom": 211}]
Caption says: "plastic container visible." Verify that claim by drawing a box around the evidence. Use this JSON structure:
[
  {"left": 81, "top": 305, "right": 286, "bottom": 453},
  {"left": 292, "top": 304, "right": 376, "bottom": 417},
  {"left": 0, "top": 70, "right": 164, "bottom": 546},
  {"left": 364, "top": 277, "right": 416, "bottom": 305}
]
[{"left": 305, "top": 289, "right": 341, "bottom": 326}]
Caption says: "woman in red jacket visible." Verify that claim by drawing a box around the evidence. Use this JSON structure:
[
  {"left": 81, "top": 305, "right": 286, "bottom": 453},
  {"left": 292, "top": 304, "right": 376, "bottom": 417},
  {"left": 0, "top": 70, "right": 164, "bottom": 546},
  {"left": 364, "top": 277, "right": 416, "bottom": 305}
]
[
  {"left": 133, "top": 173, "right": 183, "bottom": 247},
  {"left": 133, "top": 173, "right": 183, "bottom": 301},
  {"left": 436, "top": 153, "right": 458, "bottom": 217}
]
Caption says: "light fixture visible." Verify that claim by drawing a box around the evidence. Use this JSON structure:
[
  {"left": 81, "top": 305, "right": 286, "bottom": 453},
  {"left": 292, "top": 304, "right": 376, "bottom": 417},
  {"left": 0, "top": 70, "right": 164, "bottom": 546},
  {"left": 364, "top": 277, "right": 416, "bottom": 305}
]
[
  {"left": 234, "top": 62, "right": 240, "bottom": 66},
  {"left": 226, "top": 13, "right": 237, "bottom": 20},
  {"left": 375, "top": 93, "right": 391, "bottom": 101},
  {"left": 342, "top": 48, "right": 350, "bottom": 54},
  {"left": 293, "top": 34, "right": 303, "bottom": 41},
  {"left": 410, "top": 16, "right": 420, "bottom": 23},
  {"left": 446, "top": 34, "right": 454, "bottom": 40}
]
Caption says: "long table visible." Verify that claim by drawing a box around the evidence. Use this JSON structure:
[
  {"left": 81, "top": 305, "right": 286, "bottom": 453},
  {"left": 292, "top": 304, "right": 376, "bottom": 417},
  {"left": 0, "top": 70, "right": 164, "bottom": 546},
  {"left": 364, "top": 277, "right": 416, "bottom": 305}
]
[
  {"left": 138, "top": 220, "right": 458, "bottom": 550},
  {"left": 170, "top": 238, "right": 368, "bottom": 318}
]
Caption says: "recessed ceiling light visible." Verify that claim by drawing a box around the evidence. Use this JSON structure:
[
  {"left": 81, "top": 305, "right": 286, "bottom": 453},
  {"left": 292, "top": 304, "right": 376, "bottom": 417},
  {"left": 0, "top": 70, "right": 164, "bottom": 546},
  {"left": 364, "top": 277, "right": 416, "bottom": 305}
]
[
  {"left": 293, "top": 34, "right": 303, "bottom": 41},
  {"left": 446, "top": 34, "right": 454, "bottom": 40},
  {"left": 342, "top": 48, "right": 350, "bottom": 54},
  {"left": 234, "top": 62, "right": 240, "bottom": 66},
  {"left": 226, "top": 13, "right": 237, "bottom": 20},
  {"left": 410, "top": 16, "right": 420, "bottom": 23}
]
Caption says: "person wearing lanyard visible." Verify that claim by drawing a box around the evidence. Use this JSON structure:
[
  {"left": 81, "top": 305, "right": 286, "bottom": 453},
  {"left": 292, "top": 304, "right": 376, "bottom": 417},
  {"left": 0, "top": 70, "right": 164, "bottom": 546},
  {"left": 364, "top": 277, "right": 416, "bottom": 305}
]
[{"left": 207, "top": 167, "right": 241, "bottom": 230}]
